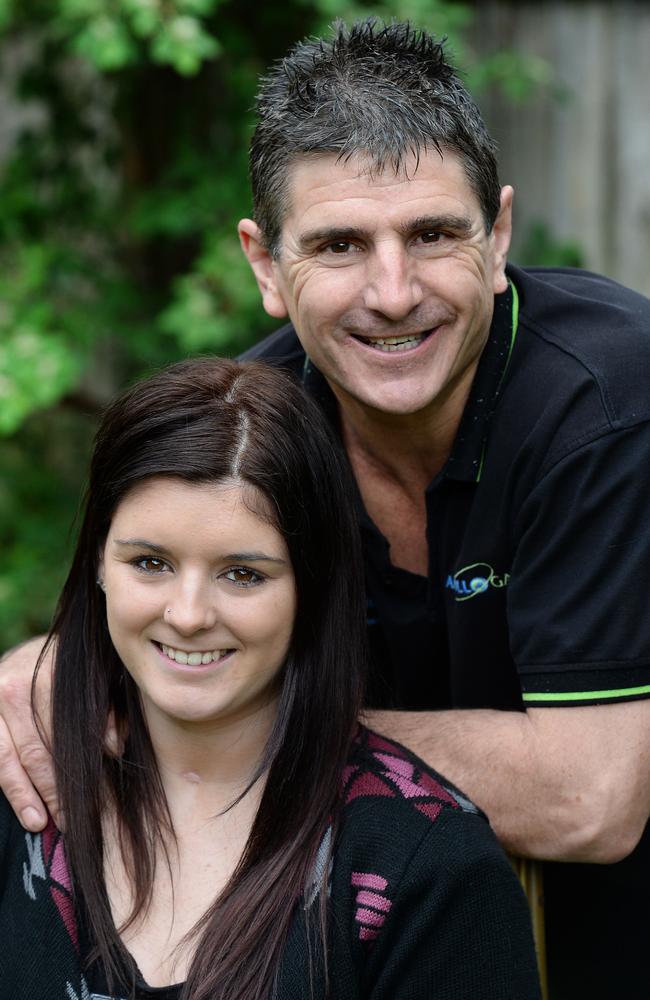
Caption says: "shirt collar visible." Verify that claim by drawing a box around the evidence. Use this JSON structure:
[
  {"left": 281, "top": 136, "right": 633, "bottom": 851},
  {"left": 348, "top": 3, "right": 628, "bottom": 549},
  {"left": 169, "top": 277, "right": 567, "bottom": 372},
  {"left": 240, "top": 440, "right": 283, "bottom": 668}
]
[{"left": 443, "top": 277, "right": 520, "bottom": 483}]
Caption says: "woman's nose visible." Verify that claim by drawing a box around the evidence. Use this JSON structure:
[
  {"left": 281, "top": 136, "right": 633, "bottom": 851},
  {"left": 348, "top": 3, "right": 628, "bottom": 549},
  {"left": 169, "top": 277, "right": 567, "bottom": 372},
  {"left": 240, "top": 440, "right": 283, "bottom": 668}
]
[{"left": 163, "top": 582, "right": 218, "bottom": 635}]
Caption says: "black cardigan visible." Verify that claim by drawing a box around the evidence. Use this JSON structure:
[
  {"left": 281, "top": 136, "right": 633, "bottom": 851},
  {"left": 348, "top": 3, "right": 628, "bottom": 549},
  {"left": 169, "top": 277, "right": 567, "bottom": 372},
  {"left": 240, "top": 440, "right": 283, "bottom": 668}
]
[{"left": 0, "top": 727, "right": 540, "bottom": 998}]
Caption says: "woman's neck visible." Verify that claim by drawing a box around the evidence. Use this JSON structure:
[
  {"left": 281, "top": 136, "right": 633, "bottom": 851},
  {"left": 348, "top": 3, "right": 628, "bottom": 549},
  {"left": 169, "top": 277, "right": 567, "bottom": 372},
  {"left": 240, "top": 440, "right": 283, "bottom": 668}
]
[
  {"left": 143, "top": 697, "right": 277, "bottom": 816},
  {"left": 103, "top": 701, "right": 277, "bottom": 988}
]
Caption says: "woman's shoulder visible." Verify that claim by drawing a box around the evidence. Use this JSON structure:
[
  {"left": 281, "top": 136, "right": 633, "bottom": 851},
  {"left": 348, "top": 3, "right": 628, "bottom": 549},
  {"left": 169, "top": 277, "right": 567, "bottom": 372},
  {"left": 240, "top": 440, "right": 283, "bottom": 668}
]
[
  {"left": 341, "top": 724, "right": 484, "bottom": 825},
  {"left": 0, "top": 797, "right": 86, "bottom": 997},
  {"left": 0, "top": 791, "right": 22, "bottom": 853},
  {"left": 325, "top": 728, "right": 541, "bottom": 998},
  {"left": 0, "top": 793, "right": 69, "bottom": 902},
  {"left": 331, "top": 725, "right": 504, "bottom": 934}
]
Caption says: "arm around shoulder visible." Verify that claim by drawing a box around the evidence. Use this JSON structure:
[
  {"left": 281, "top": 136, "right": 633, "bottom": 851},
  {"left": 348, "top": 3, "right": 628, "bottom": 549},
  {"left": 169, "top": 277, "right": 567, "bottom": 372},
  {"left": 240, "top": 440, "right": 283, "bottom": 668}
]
[
  {"left": 0, "top": 636, "right": 57, "bottom": 831},
  {"left": 364, "top": 699, "right": 650, "bottom": 862}
]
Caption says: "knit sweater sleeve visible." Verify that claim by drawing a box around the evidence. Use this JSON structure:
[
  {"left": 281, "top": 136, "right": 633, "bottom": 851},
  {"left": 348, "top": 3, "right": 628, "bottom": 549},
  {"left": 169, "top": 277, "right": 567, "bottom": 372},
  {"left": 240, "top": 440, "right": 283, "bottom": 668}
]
[
  {"left": 0, "top": 794, "right": 89, "bottom": 999},
  {"left": 325, "top": 729, "right": 541, "bottom": 999},
  {"left": 360, "top": 807, "right": 541, "bottom": 1000}
]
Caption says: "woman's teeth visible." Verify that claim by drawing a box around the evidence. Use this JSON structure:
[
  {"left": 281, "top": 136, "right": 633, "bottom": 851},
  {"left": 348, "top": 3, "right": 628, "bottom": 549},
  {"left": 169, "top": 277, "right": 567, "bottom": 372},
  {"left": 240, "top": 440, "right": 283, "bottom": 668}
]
[{"left": 160, "top": 644, "right": 230, "bottom": 666}]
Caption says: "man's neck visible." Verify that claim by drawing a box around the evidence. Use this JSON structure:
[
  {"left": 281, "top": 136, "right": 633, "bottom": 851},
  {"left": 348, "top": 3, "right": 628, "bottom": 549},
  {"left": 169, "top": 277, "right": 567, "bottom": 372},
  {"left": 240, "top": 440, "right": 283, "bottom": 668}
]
[
  {"left": 332, "top": 372, "right": 476, "bottom": 576},
  {"left": 332, "top": 368, "right": 475, "bottom": 493}
]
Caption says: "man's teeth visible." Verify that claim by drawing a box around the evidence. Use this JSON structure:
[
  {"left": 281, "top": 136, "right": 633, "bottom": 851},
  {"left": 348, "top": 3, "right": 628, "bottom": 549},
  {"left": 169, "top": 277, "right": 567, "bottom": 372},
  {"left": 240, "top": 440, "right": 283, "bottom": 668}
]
[
  {"left": 160, "top": 644, "right": 229, "bottom": 666},
  {"left": 360, "top": 332, "right": 426, "bottom": 352}
]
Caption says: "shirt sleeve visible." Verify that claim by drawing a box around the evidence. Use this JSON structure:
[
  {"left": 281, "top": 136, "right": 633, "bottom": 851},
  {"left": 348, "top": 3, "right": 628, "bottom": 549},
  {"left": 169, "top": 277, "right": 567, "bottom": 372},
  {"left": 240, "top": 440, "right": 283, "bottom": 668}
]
[
  {"left": 362, "top": 810, "right": 541, "bottom": 1000},
  {"left": 508, "top": 421, "right": 650, "bottom": 706}
]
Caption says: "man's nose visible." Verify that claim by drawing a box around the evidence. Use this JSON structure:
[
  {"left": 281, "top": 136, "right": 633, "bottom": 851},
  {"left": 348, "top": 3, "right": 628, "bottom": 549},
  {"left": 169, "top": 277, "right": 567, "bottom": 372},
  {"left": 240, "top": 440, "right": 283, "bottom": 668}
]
[
  {"left": 164, "top": 580, "right": 218, "bottom": 635},
  {"left": 363, "top": 245, "right": 424, "bottom": 320}
]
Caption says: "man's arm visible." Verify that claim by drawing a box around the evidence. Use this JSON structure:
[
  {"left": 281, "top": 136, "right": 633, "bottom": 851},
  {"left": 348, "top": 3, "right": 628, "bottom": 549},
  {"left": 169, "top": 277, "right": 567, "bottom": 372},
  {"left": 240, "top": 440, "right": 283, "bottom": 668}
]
[
  {"left": 364, "top": 700, "right": 650, "bottom": 862},
  {"left": 0, "top": 637, "right": 57, "bottom": 831},
  {"left": 385, "top": 422, "right": 650, "bottom": 865}
]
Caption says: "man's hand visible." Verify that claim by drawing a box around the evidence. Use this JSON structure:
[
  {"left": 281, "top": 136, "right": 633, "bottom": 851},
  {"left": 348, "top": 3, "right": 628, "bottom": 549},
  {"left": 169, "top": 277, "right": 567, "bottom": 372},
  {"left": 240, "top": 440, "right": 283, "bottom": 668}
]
[{"left": 0, "top": 636, "right": 57, "bottom": 831}]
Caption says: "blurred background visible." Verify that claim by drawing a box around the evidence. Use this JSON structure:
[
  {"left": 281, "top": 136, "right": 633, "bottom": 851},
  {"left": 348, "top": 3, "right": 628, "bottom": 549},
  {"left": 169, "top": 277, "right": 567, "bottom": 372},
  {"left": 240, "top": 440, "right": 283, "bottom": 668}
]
[{"left": 1, "top": 0, "right": 649, "bottom": 646}]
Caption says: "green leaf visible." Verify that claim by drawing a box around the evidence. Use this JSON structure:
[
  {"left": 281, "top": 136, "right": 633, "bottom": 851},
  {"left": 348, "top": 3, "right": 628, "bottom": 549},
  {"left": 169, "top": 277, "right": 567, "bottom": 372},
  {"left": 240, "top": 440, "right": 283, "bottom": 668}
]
[
  {"left": 158, "top": 233, "right": 272, "bottom": 354},
  {"left": 71, "top": 14, "right": 139, "bottom": 70},
  {"left": 467, "top": 51, "right": 554, "bottom": 102},
  {"left": 0, "top": 0, "right": 15, "bottom": 32},
  {"left": 150, "top": 15, "right": 220, "bottom": 74},
  {"left": 177, "top": 0, "right": 223, "bottom": 15},
  {"left": 58, "top": 0, "right": 106, "bottom": 18},
  {"left": 0, "top": 328, "right": 82, "bottom": 435},
  {"left": 124, "top": 0, "right": 162, "bottom": 39}
]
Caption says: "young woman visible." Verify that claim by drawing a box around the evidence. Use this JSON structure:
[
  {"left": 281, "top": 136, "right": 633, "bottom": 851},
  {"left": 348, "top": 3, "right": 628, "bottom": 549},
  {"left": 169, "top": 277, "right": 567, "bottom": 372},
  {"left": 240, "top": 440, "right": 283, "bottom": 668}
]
[{"left": 0, "top": 358, "right": 540, "bottom": 999}]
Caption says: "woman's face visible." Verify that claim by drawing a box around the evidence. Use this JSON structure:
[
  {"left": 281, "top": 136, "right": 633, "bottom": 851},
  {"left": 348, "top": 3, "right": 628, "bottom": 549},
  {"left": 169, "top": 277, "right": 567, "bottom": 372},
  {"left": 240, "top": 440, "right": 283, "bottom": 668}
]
[{"left": 99, "top": 476, "right": 296, "bottom": 734}]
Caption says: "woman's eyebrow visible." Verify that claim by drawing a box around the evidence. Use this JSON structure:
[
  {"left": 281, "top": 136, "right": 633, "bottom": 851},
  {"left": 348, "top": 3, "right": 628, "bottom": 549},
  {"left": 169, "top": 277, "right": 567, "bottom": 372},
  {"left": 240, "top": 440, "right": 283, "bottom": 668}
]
[
  {"left": 114, "top": 538, "right": 172, "bottom": 556},
  {"left": 113, "top": 540, "right": 287, "bottom": 564},
  {"left": 225, "top": 551, "right": 288, "bottom": 565}
]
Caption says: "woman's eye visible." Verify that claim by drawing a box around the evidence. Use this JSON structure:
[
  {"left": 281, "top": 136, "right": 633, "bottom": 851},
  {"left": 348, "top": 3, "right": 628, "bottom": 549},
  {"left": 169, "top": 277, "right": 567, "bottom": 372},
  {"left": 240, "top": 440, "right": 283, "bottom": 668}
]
[
  {"left": 134, "top": 557, "right": 167, "bottom": 574},
  {"left": 224, "top": 567, "right": 263, "bottom": 587}
]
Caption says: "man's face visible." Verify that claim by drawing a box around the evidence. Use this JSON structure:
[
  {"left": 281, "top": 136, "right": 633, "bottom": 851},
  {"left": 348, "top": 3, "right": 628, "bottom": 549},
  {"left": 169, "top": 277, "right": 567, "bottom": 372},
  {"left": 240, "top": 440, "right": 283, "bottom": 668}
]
[{"left": 240, "top": 149, "right": 512, "bottom": 421}]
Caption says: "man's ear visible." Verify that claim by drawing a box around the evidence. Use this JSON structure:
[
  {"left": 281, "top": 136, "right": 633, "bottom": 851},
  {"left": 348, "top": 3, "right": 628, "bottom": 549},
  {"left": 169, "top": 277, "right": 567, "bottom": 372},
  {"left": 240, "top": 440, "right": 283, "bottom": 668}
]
[
  {"left": 238, "top": 219, "right": 288, "bottom": 319},
  {"left": 491, "top": 186, "right": 514, "bottom": 295}
]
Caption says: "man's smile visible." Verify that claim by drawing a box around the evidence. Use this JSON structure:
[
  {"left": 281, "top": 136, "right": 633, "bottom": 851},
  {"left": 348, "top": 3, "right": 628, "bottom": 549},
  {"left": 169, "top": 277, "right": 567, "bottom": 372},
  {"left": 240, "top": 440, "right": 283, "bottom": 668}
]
[{"left": 352, "top": 329, "right": 436, "bottom": 352}]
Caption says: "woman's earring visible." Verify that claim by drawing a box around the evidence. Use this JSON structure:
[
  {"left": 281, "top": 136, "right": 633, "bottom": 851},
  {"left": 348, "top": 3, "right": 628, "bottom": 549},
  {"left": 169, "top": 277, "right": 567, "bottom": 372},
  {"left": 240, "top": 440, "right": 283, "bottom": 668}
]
[{"left": 97, "top": 578, "right": 106, "bottom": 592}]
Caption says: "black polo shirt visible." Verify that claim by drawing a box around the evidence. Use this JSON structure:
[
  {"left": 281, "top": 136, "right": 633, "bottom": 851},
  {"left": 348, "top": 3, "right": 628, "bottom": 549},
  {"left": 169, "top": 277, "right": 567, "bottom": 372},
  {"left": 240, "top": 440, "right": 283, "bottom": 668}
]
[
  {"left": 243, "top": 263, "right": 650, "bottom": 714},
  {"left": 243, "top": 264, "right": 650, "bottom": 997}
]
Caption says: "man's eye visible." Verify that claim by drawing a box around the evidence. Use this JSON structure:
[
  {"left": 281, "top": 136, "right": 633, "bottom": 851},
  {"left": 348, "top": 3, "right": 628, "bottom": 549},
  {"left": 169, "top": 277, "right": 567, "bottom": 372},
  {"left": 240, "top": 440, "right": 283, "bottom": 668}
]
[
  {"left": 419, "top": 231, "right": 443, "bottom": 244},
  {"left": 223, "top": 567, "right": 263, "bottom": 587},
  {"left": 134, "top": 557, "right": 167, "bottom": 574},
  {"left": 326, "top": 241, "right": 353, "bottom": 254}
]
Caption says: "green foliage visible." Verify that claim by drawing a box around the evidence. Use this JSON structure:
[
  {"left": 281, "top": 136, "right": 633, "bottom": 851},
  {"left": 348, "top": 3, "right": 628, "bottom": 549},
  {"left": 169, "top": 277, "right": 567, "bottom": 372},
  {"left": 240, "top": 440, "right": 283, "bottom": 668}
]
[
  {"left": 0, "top": 240, "right": 95, "bottom": 433},
  {"left": 159, "top": 231, "right": 274, "bottom": 355},
  {"left": 0, "top": 410, "right": 95, "bottom": 650},
  {"left": 518, "top": 220, "right": 585, "bottom": 270},
  {"left": 0, "top": 0, "right": 558, "bottom": 644},
  {"left": 55, "top": 0, "right": 224, "bottom": 74}
]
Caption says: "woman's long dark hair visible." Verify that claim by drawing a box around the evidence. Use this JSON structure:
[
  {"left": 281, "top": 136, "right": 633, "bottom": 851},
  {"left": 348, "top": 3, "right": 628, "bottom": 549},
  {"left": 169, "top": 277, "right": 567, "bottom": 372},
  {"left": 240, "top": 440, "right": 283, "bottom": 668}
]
[{"left": 44, "top": 358, "right": 367, "bottom": 999}]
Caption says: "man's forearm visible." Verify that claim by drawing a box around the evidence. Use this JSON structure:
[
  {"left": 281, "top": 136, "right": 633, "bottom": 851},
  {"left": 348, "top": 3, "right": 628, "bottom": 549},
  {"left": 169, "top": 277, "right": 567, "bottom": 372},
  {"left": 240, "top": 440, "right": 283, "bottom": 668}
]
[{"left": 363, "top": 702, "right": 650, "bottom": 863}]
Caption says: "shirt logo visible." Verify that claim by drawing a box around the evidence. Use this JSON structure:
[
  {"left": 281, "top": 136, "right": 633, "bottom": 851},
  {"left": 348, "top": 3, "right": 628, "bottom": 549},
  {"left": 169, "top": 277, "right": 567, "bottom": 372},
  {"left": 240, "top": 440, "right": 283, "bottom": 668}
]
[{"left": 445, "top": 562, "right": 510, "bottom": 602}]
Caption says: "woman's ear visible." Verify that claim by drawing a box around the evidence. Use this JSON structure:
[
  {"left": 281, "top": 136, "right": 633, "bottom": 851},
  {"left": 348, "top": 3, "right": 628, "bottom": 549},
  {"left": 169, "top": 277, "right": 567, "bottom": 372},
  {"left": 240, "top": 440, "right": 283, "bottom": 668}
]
[
  {"left": 97, "top": 553, "right": 105, "bottom": 593},
  {"left": 238, "top": 219, "right": 288, "bottom": 319}
]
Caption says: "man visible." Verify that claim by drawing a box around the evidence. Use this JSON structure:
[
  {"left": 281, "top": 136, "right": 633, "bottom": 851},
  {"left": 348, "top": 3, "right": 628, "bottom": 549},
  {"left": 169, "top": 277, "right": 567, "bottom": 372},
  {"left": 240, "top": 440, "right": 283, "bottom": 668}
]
[{"left": 2, "top": 20, "right": 650, "bottom": 997}]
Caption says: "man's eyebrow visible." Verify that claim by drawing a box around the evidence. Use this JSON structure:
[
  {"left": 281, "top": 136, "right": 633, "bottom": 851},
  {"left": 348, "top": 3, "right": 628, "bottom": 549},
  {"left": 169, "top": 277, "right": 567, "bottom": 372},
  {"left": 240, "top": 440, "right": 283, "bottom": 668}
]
[
  {"left": 296, "top": 215, "right": 474, "bottom": 250},
  {"left": 297, "top": 226, "right": 367, "bottom": 250},
  {"left": 401, "top": 214, "right": 474, "bottom": 237},
  {"left": 113, "top": 540, "right": 286, "bottom": 564}
]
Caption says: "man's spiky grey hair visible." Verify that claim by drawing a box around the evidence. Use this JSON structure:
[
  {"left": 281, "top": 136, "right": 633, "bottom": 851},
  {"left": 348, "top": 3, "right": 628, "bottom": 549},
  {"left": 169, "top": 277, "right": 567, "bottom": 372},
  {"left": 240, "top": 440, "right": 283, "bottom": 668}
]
[{"left": 249, "top": 19, "right": 501, "bottom": 256}]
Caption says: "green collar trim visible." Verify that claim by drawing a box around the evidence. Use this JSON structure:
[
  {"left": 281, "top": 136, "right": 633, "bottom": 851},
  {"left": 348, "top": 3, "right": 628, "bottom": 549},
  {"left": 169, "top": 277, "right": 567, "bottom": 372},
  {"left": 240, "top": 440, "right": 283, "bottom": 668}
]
[
  {"left": 475, "top": 279, "right": 520, "bottom": 483},
  {"left": 523, "top": 683, "right": 650, "bottom": 704}
]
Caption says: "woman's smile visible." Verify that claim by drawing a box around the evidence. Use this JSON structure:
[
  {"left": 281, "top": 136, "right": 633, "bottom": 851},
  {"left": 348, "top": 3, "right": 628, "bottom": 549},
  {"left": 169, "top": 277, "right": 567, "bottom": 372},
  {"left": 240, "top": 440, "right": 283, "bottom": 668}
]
[
  {"left": 155, "top": 641, "right": 236, "bottom": 668},
  {"left": 99, "top": 476, "right": 296, "bottom": 732}
]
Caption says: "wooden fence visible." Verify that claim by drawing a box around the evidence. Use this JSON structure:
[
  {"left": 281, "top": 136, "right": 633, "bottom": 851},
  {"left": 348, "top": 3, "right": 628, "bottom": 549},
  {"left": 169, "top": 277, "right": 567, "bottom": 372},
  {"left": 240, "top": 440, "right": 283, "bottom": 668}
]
[{"left": 471, "top": 1, "right": 650, "bottom": 297}]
